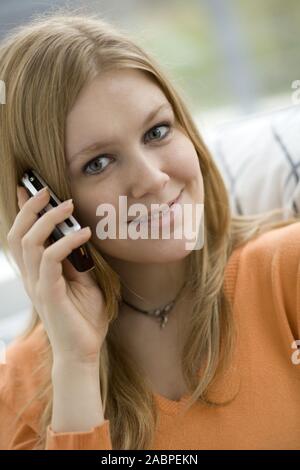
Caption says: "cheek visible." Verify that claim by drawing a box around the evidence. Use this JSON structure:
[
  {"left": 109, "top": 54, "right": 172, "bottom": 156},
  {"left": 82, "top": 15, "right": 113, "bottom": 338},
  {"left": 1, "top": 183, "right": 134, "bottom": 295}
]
[
  {"left": 71, "top": 187, "right": 103, "bottom": 229},
  {"left": 170, "top": 134, "right": 204, "bottom": 206},
  {"left": 169, "top": 134, "right": 202, "bottom": 181}
]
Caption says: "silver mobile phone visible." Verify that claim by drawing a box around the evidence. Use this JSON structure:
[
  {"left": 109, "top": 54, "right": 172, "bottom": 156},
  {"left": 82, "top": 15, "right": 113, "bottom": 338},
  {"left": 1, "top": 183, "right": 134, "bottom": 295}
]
[{"left": 20, "top": 169, "right": 95, "bottom": 273}]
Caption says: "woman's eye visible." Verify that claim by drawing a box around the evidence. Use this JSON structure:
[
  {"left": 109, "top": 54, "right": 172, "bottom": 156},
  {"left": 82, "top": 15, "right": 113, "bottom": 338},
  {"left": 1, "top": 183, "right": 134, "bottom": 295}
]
[
  {"left": 83, "top": 156, "right": 111, "bottom": 176},
  {"left": 144, "top": 122, "right": 171, "bottom": 143},
  {"left": 82, "top": 122, "right": 172, "bottom": 176}
]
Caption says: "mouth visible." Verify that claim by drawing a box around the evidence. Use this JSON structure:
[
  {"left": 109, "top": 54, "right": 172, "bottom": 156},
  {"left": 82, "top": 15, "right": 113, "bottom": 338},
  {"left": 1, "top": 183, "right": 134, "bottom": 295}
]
[{"left": 127, "top": 188, "right": 184, "bottom": 225}]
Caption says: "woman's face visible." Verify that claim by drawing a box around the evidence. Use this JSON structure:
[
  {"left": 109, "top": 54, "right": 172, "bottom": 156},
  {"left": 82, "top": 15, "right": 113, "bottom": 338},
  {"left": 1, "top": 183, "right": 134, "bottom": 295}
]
[{"left": 65, "top": 68, "right": 204, "bottom": 263}]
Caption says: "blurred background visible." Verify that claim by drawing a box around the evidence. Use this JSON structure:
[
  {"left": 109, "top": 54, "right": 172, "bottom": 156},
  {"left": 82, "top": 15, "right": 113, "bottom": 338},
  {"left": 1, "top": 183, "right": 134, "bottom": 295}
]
[{"left": 1, "top": 0, "right": 300, "bottom": 346}]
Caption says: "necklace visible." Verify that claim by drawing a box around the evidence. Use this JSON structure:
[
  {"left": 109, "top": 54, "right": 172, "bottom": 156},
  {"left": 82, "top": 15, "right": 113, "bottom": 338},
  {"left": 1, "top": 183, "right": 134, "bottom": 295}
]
[{"left": 120, "top": 280, "right": 188, "bottom": 329}]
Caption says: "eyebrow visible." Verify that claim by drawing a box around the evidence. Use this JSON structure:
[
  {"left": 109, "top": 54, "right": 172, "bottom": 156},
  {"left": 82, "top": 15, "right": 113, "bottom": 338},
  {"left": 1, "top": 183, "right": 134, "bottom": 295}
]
[{"left": 69, "top": 102, "right": 173, "bottom": 162}]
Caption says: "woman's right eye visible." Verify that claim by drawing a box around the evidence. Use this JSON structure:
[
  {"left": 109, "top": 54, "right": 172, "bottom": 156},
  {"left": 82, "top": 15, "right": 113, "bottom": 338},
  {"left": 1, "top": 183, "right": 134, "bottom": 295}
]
[{"left": 83, "top": 155, "right": 112, "bottom": 175}]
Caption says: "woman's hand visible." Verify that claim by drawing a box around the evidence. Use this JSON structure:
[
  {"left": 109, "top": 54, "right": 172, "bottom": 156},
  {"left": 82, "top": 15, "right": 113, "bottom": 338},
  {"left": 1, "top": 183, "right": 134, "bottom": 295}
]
[{"left": 7, "top": 185, "right": 109, "bottom": 365}]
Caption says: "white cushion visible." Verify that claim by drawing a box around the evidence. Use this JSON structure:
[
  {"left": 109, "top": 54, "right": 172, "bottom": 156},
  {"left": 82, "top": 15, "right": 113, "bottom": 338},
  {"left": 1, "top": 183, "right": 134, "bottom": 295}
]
[{"left": 204, "top": 104, "right": 300, "bottom": 218}]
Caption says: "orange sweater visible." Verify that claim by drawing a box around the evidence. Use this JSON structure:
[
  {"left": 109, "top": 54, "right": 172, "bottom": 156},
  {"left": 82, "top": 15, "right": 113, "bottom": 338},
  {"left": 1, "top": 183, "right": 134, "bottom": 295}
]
[{"left": 0, "top": 222, "right": 300, "bottom": 450}]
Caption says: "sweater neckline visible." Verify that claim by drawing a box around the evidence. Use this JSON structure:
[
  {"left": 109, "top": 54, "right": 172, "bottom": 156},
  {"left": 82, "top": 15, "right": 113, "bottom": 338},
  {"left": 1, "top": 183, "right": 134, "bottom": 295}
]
[
  {"left": 152, "top": 246, "right": 241, "bottom": 416},
  {"left": 153, "top": 390, "right": 192, "bottom": 415}
]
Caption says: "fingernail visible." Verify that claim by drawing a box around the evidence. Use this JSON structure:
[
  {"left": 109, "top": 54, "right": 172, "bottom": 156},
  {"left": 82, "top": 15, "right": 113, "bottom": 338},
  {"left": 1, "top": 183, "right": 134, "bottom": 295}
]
[
  {"left": 60, "top": 198, "right": 73, "bottom": 208},
  {"left": 35, "top": 187, "right": 48, "bottom": 198},
  {"left": 80, "top": 227, "right": 91, "bottom": 235}
]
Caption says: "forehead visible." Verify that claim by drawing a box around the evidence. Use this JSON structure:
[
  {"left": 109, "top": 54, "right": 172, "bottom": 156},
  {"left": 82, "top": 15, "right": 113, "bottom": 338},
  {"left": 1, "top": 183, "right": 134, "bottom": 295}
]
[
  {"left": 65, "top": 69, "right": 171, "bottom": 159},
  {"left": 67, "top": 69, "right": 166, "bottom": 123}
]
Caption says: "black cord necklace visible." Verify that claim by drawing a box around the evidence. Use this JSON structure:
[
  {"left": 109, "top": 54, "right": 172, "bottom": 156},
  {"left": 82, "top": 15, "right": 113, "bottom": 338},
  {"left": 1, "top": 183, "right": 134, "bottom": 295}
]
[{"left": 120, "top": 280, "right": 188, "bottom": 329}]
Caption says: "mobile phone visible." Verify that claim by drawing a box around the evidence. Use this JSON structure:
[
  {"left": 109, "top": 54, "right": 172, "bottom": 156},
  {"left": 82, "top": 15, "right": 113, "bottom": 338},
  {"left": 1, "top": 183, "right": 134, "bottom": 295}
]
[{"left": 20, "top": 169, "right": 95, "bottom": 273}]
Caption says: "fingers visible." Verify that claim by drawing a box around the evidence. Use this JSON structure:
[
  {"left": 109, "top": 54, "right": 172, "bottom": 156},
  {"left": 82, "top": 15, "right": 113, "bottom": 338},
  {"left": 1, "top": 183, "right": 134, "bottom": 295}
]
[
  {"left": 22, "top": 199, "right": 74, "bottom": 285},
  {"left": 16, "top": 185, "right": 30, "bottom": 208},
  {"left": 9, "top": 184, "right": 92, "bottom": 300},
  {"left": 7, "top": 186, "right": 50, "bottom": 278},
  {"left": 38, "top": 226, "right": 92, "bottom": 294}
]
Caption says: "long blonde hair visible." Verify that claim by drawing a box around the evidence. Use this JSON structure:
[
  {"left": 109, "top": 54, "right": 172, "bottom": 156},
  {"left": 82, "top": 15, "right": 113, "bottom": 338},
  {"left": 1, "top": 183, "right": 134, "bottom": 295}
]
[{"left": 0, "top": 8, "right": 299, "bottom": 450}]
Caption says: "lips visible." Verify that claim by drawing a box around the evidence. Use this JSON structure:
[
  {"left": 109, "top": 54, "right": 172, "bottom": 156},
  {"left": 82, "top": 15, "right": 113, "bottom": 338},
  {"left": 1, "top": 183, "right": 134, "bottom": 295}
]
[
  {"left": 167, "top": 190, "right": 183, "bottom": 207},
  {"left": 127, "top": 188, "right": 183, "bottom": 224}
]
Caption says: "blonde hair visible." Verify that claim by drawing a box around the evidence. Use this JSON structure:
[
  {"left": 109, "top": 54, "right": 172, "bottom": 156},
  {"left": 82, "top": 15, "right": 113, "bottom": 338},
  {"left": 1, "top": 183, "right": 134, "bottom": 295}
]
[{"left": 0, "top": 8, "right": 299, "bottom": 450}]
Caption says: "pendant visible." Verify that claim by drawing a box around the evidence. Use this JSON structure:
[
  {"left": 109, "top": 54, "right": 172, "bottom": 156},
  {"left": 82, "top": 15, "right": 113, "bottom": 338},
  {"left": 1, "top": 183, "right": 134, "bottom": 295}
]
[
  {"left": 159, "top": 313, "right": 168, "bottom": 328},
  {"left": 158, "top": 300, "right": 175, "bottom": 328}
]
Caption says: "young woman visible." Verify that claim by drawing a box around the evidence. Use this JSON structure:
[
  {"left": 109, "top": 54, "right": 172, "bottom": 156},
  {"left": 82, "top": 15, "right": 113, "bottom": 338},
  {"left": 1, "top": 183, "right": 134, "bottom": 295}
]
[{"left": 0, "top": 11, "right": 299, "bottom": 450}]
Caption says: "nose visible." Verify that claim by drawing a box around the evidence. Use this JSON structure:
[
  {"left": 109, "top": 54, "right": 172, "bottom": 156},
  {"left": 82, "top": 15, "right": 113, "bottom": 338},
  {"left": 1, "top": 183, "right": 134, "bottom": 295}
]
[{"left": 126, "top": 150, "right": 170, "bottom": 200}]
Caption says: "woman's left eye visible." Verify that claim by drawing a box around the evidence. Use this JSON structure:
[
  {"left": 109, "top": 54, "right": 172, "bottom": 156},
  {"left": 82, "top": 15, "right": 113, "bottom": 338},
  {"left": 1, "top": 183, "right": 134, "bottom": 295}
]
[
  {"left": 81, "top": 122, "right": 172, "bottom": 176},
  {"left": 144, "top": 122, "right": 171, "bottom": 143}
]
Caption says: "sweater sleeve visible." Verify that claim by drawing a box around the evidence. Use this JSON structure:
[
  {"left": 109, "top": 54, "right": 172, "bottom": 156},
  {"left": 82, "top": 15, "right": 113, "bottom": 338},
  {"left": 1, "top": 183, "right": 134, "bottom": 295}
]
[
  {"left": 0, "top": 340, "right": 113, "bottom": 450},
  {"left": 0, "top": 395, "right": 40, "bottom": 450},
  {"left": 45, "top": 421, "right": 113, "bottom": 450},
  {"left": 0, "top": 392, "right": 112, "bottom": 450}
]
